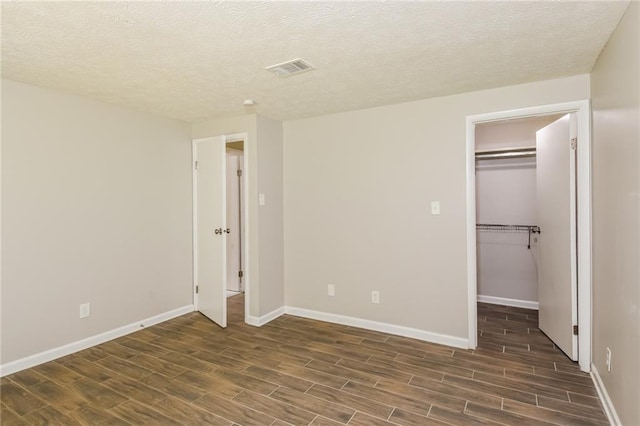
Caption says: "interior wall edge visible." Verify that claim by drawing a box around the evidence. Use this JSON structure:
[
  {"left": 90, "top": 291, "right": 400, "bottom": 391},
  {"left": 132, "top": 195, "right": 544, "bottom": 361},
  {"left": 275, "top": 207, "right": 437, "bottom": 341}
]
[{"left": 246, "top": 306, "right": 286, "bottom": 327}]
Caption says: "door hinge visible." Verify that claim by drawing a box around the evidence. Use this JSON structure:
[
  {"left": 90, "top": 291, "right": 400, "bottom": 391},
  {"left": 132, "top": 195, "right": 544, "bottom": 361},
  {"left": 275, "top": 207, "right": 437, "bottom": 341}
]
[
  {"left": 195, "top": 285, "right": 199, "bottom": 294},
  {"left": 237, "top": 169, "right": 243, "bottom": 177},
  {"left": 238, "top": 270, "right": 243, "bottom": 278},
  {"left": 194, "top": 161, "right": 199, "bottom": 170},
  {"left": 573, "top": 325, "right": 578, "bottom": 335},
  {"left": 570, "top": 138, "right": 577, "bottom": 150}
]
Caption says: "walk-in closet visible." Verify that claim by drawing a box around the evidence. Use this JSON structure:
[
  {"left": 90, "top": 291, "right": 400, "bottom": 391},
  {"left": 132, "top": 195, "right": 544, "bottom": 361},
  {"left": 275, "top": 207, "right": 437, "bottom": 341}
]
[
  {"left": 474, "top": 114, "right": 581, "bottom": 363},
  {"left": 475, "top": 116, "right": 560, "bottom": 309}
]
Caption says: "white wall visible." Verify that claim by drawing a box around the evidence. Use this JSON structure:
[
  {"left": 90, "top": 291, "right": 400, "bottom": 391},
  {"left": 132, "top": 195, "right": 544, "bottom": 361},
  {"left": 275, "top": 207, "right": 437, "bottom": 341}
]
[
  {"left": 283, "top": 74, "right": 590, "bottom": 341},
  {"left": 476, "top": 158, "right": 537, "bottom": 303},
  {"left": 256, "top": 115, "right": 284, "bottom": 317},
  {"left": 475, "top": 158, "right": 537, "bottom": 225},
  {"left": 1, "top": 79, "right": 193, "bottom": 365},
  {"left": 590, "top": 2, "right": 640, "bottom": 424},
  {"left": 474, "top": 117, "right": 557, "bottom": 304},
  {"left": 475, "top": 115, "right": 560, "bottom": 151}
]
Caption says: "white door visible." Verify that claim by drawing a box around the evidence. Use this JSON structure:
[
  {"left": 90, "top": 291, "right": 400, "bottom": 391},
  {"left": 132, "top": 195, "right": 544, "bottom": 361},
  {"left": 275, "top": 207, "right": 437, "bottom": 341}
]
[
  {"left": 225, "top": 153, "right": 242, "bottom": 292},
  {"left": 536, "top": 113, "right": 577, "bottom": 360},
  {"left": 194, "top": 136, "right": 227, "bottom": 328}
]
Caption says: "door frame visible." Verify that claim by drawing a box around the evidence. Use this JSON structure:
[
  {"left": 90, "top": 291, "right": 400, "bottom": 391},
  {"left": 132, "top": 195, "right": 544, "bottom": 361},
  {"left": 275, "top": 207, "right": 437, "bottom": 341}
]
[
  {"left": 223, "top": 134, "right": 247, "bottom": 298},
  {"left": 465, "top": 100, "right": 592, "bottom": 372},
  {"left": 192, "top": 132, "right": 250, "bottom": 324},
  {"left": 224, "top": 148, "right": 244, "bottom": 293}
]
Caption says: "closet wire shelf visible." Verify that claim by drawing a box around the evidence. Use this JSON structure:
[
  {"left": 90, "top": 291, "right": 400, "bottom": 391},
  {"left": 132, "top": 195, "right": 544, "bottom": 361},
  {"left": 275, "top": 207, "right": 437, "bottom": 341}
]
[{"left": 476, "top": 224, "right": 541, "bottom": 249}]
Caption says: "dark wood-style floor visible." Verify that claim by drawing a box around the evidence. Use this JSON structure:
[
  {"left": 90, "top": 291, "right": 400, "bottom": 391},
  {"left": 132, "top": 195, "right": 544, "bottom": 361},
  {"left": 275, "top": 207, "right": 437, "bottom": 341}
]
[{"left": 1, "top": 297, "right": 608, "bottom": 425}]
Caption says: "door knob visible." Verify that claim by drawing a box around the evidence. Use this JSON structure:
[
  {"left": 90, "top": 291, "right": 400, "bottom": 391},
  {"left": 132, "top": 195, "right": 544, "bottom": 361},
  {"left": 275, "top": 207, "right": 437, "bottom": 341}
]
[
  {"left": 223, "top": 228, "right": 231, "bottom": 234},
  {"left": 214, "top": 228, "right": 223, "bottom": 235}
]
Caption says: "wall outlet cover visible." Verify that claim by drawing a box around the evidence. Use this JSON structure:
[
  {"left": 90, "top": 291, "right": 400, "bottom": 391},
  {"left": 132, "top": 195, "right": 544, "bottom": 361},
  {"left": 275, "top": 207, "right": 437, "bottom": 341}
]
[
  {"left": 79, "top": 303, "right": 91, "bottom": 319},
  {"left": 431, "top": 201, "right": 441, "bottom": 215}
]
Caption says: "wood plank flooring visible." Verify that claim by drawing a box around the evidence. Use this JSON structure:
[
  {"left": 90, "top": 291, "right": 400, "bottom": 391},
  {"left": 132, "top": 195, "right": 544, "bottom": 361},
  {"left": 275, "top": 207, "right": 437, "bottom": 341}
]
[{"left": 1, "top": 297, "right": 608, "bottom": 425}]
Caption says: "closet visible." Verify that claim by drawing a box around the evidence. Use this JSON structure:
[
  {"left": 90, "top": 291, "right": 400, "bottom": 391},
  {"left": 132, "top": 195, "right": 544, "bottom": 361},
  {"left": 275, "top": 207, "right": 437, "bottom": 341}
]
[{"left": 475, "top": 115, "right": 562, "bottom": 309}]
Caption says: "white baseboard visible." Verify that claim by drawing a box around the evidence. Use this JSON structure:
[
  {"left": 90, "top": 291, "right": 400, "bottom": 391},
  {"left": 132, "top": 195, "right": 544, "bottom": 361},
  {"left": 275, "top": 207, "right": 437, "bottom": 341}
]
[
  {"left": 591, "top": 363, "right": 621, "bottom": 426},
  {"left": 285, "top": 306, "right": 468, "bottom": 349},
  {"left": 0, "top": 305, "right": 194, "bottom": 377},
  {"left": 478, "top": 295, "right": 539, "bottom": 310},
  {"left": 246, "top": 306, "right": 286, "bottom": 327}
]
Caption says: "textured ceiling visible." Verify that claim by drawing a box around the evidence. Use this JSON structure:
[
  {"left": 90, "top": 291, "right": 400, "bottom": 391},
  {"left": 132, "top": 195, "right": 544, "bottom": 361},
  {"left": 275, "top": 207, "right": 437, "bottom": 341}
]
[{"left": 1, "top": 1, "right": 629, "bottom": 123}]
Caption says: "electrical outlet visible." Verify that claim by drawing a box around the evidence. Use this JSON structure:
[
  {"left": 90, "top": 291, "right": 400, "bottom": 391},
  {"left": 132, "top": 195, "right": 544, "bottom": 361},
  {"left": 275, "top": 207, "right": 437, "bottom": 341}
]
[
  {"left": 371, "top": 291, "right": 380, "bottom": 304},
  {"left": 431, "top": 201, "right": 441, "bottom": 215},
  {"left": 79, "top": 303, "right": 91, "bottom": 319},
  {"left": 328, "top": 284, "right": 335, "bottom": 297},
  {"left": 606, "top": 347, "right": 612, "bottom": 372}
]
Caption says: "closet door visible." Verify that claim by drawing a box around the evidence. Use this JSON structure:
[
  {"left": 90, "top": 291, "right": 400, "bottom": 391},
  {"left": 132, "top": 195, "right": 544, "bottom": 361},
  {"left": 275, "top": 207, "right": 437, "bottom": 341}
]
[
  {"left": 194, "top": 136, "right": 227, "bottom": 328},
  {"left": 536, "top": 113, "right": 577, "bottom": 360}
]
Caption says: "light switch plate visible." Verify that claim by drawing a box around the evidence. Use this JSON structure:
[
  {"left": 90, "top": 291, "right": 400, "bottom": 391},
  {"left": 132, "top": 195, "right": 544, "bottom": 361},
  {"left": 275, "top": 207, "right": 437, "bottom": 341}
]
[{"left": 259, "top": 194, "right": 266, "bottom": 206}]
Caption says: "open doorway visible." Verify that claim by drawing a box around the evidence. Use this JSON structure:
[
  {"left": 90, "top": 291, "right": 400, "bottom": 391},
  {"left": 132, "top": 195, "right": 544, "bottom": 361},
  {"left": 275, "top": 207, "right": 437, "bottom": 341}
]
[
  {"left": 466, "top": 101, "right": 592, "bottom": 372},
  {"left": 192, "top": 133, "right": 250, "bottom": 328},
  {"left": 225, "top": 139, "right": 246, "bottom": 322},
  {"left": 475, "top": 115, "right": 562, "bottom": 310},
  {"left": 225, "top": 140, "right": 244, "bottom": 298},
  {"left": 474, "top": 114, "right": 579, "bottom": 369}
]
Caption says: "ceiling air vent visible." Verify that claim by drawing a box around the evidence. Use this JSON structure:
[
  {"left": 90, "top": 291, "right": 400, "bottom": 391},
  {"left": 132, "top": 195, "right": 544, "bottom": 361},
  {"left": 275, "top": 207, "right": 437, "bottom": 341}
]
[{"left": 266, "top": 58, "right": 315, "bottom": 78}]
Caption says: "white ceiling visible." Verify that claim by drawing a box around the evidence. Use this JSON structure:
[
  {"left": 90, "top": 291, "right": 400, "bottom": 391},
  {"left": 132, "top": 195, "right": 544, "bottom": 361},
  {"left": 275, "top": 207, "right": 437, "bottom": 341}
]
[{"left": 1, "top": 1, "right": 629, "bottom": 123}]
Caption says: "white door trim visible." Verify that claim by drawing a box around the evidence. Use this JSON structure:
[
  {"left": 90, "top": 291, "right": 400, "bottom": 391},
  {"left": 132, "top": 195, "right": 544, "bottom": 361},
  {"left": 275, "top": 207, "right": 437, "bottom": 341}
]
[
  {"left": 466, "top": 100, "right": 592, "bottom": 372},
  {"left": 192, "top": 138, "right": 200, "bottom": 311},
  {"left": 192, "top": 133, "right": 250, "bottom": 325}
]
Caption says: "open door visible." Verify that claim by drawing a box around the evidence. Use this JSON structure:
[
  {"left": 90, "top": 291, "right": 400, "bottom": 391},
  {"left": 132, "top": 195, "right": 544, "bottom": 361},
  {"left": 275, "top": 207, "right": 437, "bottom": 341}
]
[
  {"left": 536, "top": 114, "right": 577, "bottom": 360},
  {"left": 194, "top": 136, "right": 227, "bottom": 328}
]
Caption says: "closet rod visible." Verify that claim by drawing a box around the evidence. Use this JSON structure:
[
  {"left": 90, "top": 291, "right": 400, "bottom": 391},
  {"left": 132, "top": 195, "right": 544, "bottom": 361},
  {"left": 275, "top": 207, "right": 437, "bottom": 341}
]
[
  {"left": 475, "top": 147, "right": 536, "bottom": 160},
  {"left": 476, "top": 224, "right": 540, "bottom": 233},
  {"left": 476, "top": 223, "right": 541, "bottom": 249}
]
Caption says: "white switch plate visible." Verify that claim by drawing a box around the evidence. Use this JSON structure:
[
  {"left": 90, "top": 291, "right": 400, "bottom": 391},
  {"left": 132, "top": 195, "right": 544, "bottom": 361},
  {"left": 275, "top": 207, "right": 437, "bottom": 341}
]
[
  {"left": 431, "top": 201, "right": 440, "bottom": 215},
  {"left": 259, "top": 194, "right": 266, "bottom": 205},
  {"left": 371, "top": 291, "right": 380, "bottom": 304},
  {"left": 328, "top": 284, "right": 335, "bottom": 297},
  {"left": 79, "top": 303, "right": 90, "bottom": 319}
]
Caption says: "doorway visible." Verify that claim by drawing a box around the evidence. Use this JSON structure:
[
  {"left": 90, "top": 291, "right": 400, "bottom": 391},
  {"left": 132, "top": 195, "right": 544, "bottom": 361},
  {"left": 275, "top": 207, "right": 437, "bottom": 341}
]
[
  {"left": 466, "top": 101, "right": 592, "bottom": 372},
  {"left": 475, "top": 115, "right": 561, "bottom": 310},
  {"left": 225, "top": 140, "right": 244, "bottom": 299},
  {"left": 192, "top": 133, "right": 250, "bottom": 328}
]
